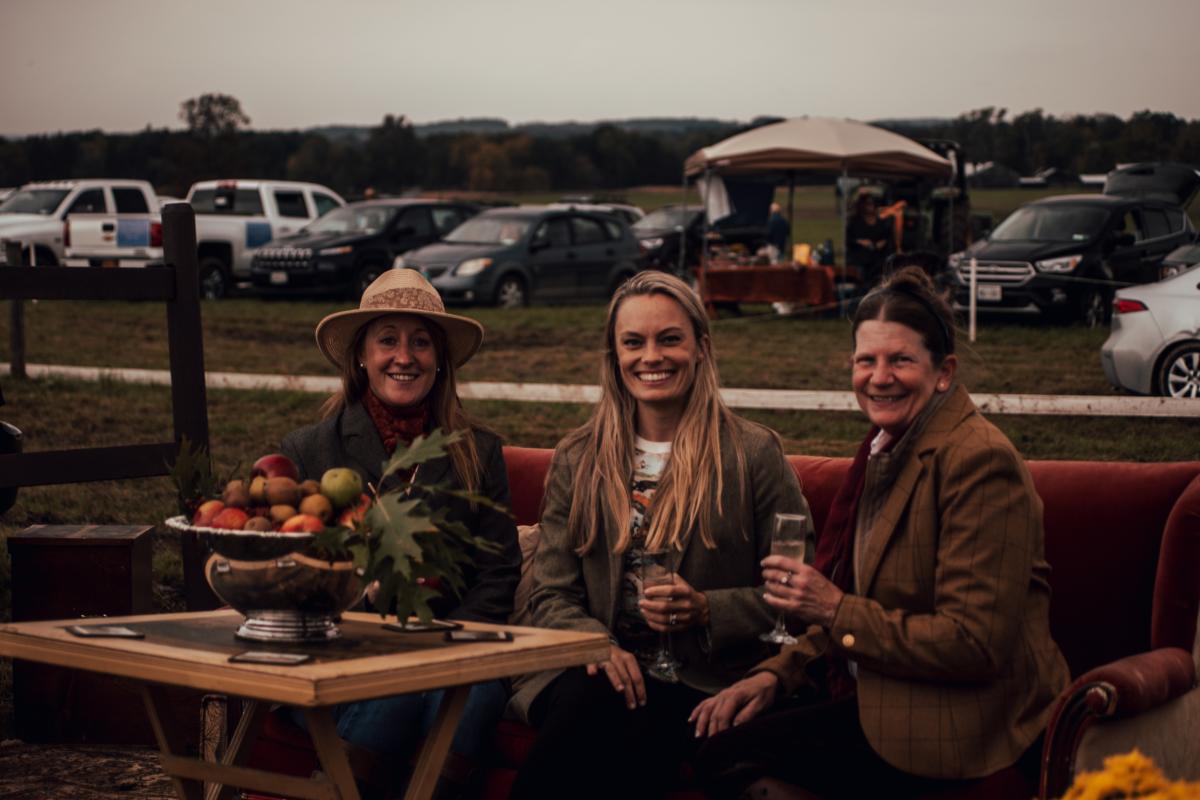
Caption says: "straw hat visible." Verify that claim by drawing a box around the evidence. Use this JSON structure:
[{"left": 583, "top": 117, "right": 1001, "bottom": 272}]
[{"left": 315, "top": 269, "right": 484, "bottom": 369}]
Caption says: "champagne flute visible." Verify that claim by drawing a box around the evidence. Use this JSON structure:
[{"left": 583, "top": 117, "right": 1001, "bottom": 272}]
[
  {"left": 641, "top": 548, "right": 682, "bottom": 683},
  {"left": 761, "top": 512, "right": 810, "bottom": 645}
]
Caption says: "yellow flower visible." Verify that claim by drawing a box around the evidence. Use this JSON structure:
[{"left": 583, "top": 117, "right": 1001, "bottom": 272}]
[{"left": 1062, "top": 749, "right": 1200, "bottom": 799}]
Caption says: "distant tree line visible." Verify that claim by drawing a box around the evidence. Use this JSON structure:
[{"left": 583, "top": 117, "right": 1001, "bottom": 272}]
[{"left": 1, "top": 96, "right": 1197, "bottom": 199}]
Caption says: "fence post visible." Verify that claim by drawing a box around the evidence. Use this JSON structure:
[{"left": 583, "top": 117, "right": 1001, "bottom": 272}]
[{"left": 6, "top": 240, "right": 26, "bottom": 379}]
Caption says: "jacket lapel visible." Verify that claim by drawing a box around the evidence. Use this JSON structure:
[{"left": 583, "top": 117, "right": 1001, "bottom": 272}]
[
  {"left": 854, "top": 386, "right": 976, "bottom": 595},
  {"left": 340, "top": 401, "right": 390, "bottom": 488}
]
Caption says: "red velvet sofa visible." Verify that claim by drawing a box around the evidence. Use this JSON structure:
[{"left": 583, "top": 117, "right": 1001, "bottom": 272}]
[{"left": 250, "top": 448, "right": 1200, "bottom": 799}]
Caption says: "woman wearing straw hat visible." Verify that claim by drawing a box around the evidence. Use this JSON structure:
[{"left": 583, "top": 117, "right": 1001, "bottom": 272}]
[{"left": 280, "top": 268, "right": 521, "bottom": 795}]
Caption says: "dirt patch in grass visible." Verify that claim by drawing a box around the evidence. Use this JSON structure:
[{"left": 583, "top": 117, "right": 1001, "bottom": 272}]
[{"left": 0, "top": 740, "right": 172, "bottom": 799}]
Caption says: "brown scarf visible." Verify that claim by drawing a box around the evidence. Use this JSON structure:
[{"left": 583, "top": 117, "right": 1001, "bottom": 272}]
[{"left": 362, "top": 389, "right": 432, "bottom": 455}]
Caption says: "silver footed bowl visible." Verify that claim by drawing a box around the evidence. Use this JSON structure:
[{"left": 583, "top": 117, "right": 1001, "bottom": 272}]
[{"left": 165, "top": 516, "right": 366, "bottom": 643}]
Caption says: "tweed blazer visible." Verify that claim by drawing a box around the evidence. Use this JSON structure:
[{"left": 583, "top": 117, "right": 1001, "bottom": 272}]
[
  {"left": 508, "top": 415, "right": 811, "bottom": 722},
  {"left": 280, "top": 400, "right": 521, "bottom": 624},
  {"left": 755, "top": 385, "right": 1070, "bottom": 780}
]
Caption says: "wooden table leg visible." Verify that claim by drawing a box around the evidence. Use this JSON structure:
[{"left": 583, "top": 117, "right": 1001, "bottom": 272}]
[
  {"left": 141, "top": 684, "right": 205, "bottom": 800},
  {"left": 208, "top": 700, "right": 268, "bottom": 800},
  {"left": 305, "top": 708, "right": 363, "bottom": 800},
  {"left": 405, "top": 685, "right": 469, "bottom": 800}
]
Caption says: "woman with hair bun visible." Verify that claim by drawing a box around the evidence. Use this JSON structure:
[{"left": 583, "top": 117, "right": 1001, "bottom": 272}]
[
  {"left": 510, "top": 271, "right": 811, "bottom": 799},
  {"left": 691, "top": 263, "right": 1069, "bottom": 798}
]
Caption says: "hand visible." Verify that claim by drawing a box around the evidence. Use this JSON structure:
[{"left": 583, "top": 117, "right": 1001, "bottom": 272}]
[
  {"left": 760, "top": 556, "right": 843, "bottom": 628},
  {"left": 689, "top": 671, "right": 779, "bottom": 738},
  {"left": 586, "top": 644, "right": 647, "bottom": 710},
  {"left": 640, "top": 574, "right": 710, "bottom": 632}
]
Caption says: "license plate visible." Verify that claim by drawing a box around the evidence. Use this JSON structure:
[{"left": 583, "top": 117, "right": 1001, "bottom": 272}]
[
  {"left": 270, "top": 271, "right": 288, "bottom": 285},
  {"left": 977, "top": 284, "right": 1002, "bottom": 301}
]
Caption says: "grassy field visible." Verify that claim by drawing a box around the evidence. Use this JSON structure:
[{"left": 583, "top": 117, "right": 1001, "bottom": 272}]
[{"left": 1, "top": 185, "right": 1198, "bottom": 734}]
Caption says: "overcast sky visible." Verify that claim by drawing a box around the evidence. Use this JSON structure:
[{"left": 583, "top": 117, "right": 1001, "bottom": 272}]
[{"left": 2, "top": 0, "right": 1197, "bottom": 137}]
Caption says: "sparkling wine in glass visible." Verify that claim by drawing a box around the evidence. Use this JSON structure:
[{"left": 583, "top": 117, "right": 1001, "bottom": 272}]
[
  {"left": 641, "top": 548, "right": 682, "bottom": 683},
  {"left": 761, "top": 513, "right": 810, "bottom": 645}
]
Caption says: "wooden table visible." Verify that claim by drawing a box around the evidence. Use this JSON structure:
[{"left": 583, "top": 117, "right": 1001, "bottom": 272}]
[
  {"left": 0, "top": 609, "right": 609, "bottom": 800},
  {"left": 696, "top": 263, "right": 840, "bottom": 315}
]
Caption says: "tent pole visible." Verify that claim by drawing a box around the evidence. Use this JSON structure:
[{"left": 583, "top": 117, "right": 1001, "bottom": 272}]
[{"left": 787, "top": 172, "right": 795, "bottom": 261}]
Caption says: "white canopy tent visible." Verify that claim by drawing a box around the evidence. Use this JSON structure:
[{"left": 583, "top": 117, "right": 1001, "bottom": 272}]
[{"left": 683, "top": 117, "right": 955, "bottom": 303}]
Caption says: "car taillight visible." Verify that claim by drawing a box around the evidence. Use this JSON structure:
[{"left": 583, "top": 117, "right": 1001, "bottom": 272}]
[
  {"left": 150, "top": 221, "right": 162, "bottom": 248},
  {"left": 63, "top": 220, "right": 70, "bottom": 248},
  {"left": 1113, "top": 298, "right": 1148, "bottom": 314}
]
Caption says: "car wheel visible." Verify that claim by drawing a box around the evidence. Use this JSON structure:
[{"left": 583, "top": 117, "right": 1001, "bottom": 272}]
[
  {"left": 354, "top": 265, "right": 385, "bottom": 298},
  {"left": 1079, "top": 287, "right": 1110, "bottom": 328},
  {"left": 494, "top": 275, "right": 528, "bottom": 308},
  {"left": 1155, "top": 343, "right": 1200, "bottom": 398},
  {"left": 198, "top": 257, "right": 229, "bottom": 300}
]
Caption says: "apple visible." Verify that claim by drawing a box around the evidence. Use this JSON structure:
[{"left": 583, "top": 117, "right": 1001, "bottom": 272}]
[
  {"left": 192, "top": 499, "right": 225, "bottom": 527},
  {"left": 252, "top": 453, "right": 299, "bottom": 482},
  {"left": 280, "top": 513, "right": 325, "bottom": 533},
  {"left": 249, "top": 475, "right": 268, "bottom": 505},
  {"left": 299, "top": 493, "right": 333, "bottom": 523},
  {"left": 320, "top": 468, "right": 364, "bottom": 509},
  {"left": 211, "top": 507, "right": 250, "bottom": 530},
  {"left": 337, "top": 493, "right": 371, "bottom": 528},
  {"left": 300, "top": 479, "right": 321, "bottom": 497}
]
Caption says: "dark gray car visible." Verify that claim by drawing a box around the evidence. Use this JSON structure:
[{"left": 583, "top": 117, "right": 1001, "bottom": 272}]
[{"left": 396, "top": 206, "right": 642, "bottom": 307}]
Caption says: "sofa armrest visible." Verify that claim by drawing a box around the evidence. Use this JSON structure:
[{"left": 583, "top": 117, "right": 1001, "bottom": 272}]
[{"left": 1041, "top": 646, "right": 1196, "bottom": 799}]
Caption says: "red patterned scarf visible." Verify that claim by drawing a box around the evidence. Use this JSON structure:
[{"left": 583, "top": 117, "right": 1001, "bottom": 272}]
[
  {"left": 363, "top": 389, "right": 432, "bottom": 454},
  {"left": 812, "top": 425, "right": 888, "bottom": 699}
]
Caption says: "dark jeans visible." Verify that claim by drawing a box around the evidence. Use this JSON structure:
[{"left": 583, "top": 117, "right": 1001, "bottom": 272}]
[
  {"left": 696, "top": 692, "right": 1000, "bottom": 800},
  {"left": 511, "top": 667, "right": 709, "bottom": 800}
]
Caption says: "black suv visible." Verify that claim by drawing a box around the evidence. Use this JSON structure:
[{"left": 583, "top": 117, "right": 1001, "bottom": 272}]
[
  {"left": 948, "top": 163, "right": 1198, "bottom": 325},
  {"left": 250, "top": 199, "right": 478, "bottom": 297},
  {"left": 398, "top": 206, "right": 642, "bottom": 307}
]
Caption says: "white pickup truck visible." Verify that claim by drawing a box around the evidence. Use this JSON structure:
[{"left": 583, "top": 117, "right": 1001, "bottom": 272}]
[
  {"left": 186, "top": 179, "right": 345, "bottom": 298},
  {"left": 65, "top": 183, "right": 164, "bottom": 267},
  {"left": 0, "top": 179, "right": 159, "bottom": 266}
]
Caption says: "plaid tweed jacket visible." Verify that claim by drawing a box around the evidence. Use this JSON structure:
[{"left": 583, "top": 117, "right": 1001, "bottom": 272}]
[{"left": 755, "top": 385, "right": 1070, "bottom": 779}]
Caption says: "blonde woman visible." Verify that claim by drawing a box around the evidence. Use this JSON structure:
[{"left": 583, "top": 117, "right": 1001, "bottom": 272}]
[{"left": 510, "top": 272, "right": 810, "bottom": 800}]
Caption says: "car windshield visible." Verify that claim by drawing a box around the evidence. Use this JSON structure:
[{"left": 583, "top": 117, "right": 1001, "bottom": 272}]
[
  {"left": 0, "top": 189, "right": 70, "bottom": 215},
  {"left": 445, "top": 216, "right": 531, "bottom": 245},
  {"left": 304, "top": 206, "right": 397, "bottom": 236},
  {"left": 990, "top": 205, "right": 1110, "bottom": 242},
  {"left": 635, "top": 207, "right": 697, "bottom": 232}
]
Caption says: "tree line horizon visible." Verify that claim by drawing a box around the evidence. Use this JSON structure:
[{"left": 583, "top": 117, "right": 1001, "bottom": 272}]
[{"left": 2, "top": 95, "right": 1197, "bottom": 200}]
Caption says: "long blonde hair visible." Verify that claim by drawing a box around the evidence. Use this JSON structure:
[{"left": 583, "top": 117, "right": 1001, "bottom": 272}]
[
  {"left": 561, "top": 271, "right": 747, "bottom": 555},
  {"left": 321, "top": 317, "right": 486, "bottom": 492}
]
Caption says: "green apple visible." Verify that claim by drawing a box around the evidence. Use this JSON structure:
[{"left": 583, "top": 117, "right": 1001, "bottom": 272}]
[{"left": 320, "top": 468, "right": 363, "bottom": 509}]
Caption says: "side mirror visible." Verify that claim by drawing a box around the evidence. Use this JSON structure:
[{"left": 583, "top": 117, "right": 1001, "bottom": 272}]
[
  {"left": 1110, "top": 232, "right": 1136, "bottom": 248},
  {"left": 529, "top": 238, "right": 550, "bottom": 253},
  {"left": 393, "top": 226, "right": 416, "bottom": 238}
]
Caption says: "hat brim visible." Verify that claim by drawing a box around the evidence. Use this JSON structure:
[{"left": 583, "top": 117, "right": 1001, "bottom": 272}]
[{"left": 316, "top": 307, "right": 484, "bottom": 370}]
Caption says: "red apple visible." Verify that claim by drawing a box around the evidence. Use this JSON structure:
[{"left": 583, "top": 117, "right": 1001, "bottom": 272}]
[
  {"left": 192, "top": 499, "right": 225, "bottom": 527},
  {"left": 211, "top": 507, "right": 250, "bottom": 530},
  {"left": 280, "top": 513, "right": 325, "bottom": 533},
  {"left": 252, "top": 453, "right": 299, "bottom": 481},
  {"left": 337, "top": 494, "right": 371, "bottom": 528}
]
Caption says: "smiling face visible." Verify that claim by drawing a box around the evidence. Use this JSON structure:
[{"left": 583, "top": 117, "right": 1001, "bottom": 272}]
[
  {"left": 359, "top": 314, "right": 438, "bottom": 409},
  {"left": 852, "top": 319, "right": 957, "bottom": 437},
  {"left": 614, "top": 293, "right": 706, "bottom": 430}
]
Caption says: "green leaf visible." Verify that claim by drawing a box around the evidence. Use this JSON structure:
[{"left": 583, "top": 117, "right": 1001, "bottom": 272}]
[{"left": 381, "top": 428, "right": 464, "bottom": 479}]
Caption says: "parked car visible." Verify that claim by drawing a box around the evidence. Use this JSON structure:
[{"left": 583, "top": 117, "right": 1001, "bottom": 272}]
[
  {"left": 65, "top": 181, "right": 162, "bottom": 267},
  {"left": 185, "top": 179, "right": 345, "bottom": 298},
  {"left": 948, "top": 162, "right": 1199, "bottom": 326},
  {"left": 1101, "top": 262, "right": 1200, "bottom": 397},
  {"left": 0, "top": 179, "right": 160, "bottom": 266},
  {"left": 250, "top": 199, "right": 479, "bottom": 297},
  {"left": 549, "top": 200, "right": 644, "bottom": 226},
  {"left": 632, "top": 204, "right": 704, "bottom": 274},
  {"left": 397, "top": 205, "right": 642, "bottom": 307},
  {"left": 1159, "top": 237, "right": 1200, "bottom": 280}
]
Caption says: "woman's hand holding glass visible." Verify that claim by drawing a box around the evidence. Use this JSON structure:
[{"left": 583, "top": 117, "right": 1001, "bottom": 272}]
[
  {"left": 760, "top": 557, "right": 843, "bottom": 628},
  {"left": 638, "top": 573, "right": 709, "bottom": 632}
]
